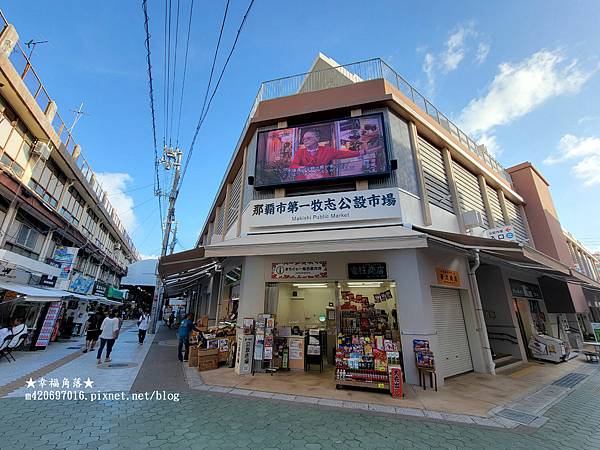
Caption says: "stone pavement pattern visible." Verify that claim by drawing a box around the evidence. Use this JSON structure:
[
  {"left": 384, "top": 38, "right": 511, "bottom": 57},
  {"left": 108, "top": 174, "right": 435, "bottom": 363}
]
[{"left": 1, "top": 366, "right": 600, "bottom": 449}]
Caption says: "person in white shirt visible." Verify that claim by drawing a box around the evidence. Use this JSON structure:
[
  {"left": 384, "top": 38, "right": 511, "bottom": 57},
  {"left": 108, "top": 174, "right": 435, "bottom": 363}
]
[
  {"left": 137, "top": 311, "right": 150, "bottom": 344},
  {"left": 96, "top": 310, "right": 120, "bottom": 365}
]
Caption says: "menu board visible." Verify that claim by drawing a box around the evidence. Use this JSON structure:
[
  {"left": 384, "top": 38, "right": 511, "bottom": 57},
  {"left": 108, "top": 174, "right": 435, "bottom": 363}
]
[
  {"left": 289, "top": 338, "right": 303, "bottom": 360},
  {"left": 35, "top": 302, "right": 62, "bottom": 347}
]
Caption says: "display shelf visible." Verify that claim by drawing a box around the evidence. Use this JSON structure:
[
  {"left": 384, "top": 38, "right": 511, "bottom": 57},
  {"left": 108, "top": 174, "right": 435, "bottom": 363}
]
[{"left": 335, "top": 379, "right": 389, "bottom": 390}]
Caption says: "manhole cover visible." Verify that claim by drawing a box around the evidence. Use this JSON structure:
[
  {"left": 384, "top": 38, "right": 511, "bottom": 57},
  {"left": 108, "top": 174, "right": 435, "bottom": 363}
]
[
  {"left": 67, "top": 346, "right": 83, "bottom": 349},
  {"left": 97, "top": 362, "right": 138, "bottom": 369},
  {"left": 552, "top": 373, "right": 588, "bottom": 388},
  {"left": 496, "top": 409, "right": 538, "bottom": 425}
]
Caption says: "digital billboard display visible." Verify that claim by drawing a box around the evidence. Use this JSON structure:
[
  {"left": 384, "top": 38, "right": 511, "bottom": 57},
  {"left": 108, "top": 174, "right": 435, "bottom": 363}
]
[{"left": 254, "top": 113, "right": 390, "bottom": 188}]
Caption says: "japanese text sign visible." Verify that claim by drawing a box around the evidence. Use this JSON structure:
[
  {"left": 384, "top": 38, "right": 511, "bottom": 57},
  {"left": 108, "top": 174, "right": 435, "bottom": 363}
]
[{"left": 435, "top": 267, "right": 461, "bottom": 287}]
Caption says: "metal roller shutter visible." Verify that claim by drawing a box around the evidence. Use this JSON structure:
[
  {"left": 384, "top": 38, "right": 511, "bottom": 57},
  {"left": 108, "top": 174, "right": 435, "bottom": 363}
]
[
  {"left": 486, "top": 185, "right": 505, "bottom": 226},
  {"left": 452, "top": 162, "right": 489, "bottom": 228},
  {"left": 431, "top": 287, "right": 473, "bottom": 378},
  {"left": 504, "top": 200, "right": 528, "bottom": 243},
  {"left": 418, "top": 138, "right": 454, "bottom": 214}
]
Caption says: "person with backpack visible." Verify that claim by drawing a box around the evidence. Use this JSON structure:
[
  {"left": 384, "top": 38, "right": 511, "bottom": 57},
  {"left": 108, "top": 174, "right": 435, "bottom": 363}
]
[
  {"left": 96, "top": 309, "right": 120, "bottom": 365},
  {"left": 137, "top": 310, "right": 150, "bottom": 344},
  {"left": 177, "top": 313, "right": 202, "bottom": 362},
  {"left": 83, "top": 307, "right": 104, "bottom": 353}
]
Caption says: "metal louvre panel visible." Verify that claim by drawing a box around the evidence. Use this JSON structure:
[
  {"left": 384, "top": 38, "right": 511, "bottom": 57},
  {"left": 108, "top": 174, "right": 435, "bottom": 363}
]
[
  {"left": 452, "top": 161, "right": 489, "bottom": 228},
  {"left": 431, "top": 287, "right": 474, "bottom": 378},
  {"left": 227, "top": 168, "right": 243, "bottom": 230},
  {"left": 215, "top": 204, "right": 225, "bottom": 234},
  {"left": 418, "top": 138, "right": 454, "bottom": 213},
  {"left": 486, "top": 185, "right": 505, "bottom": 226},
  {"left": 504, "top": 200, "right": 528, "bottom": 243}
]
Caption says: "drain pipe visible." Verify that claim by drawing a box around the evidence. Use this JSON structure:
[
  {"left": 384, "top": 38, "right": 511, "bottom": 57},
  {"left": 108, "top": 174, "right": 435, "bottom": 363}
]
[{"left": 468, "top": 249, "right": 496, "bottom": 375}]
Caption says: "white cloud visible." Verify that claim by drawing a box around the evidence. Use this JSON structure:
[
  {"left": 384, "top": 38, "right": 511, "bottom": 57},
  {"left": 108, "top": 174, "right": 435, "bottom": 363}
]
[
  {"left": 460, "top": 50, "right": 593, "bottom": 135},
  {"left": 544, "top": 134, "right": 600, "bottom": 186},
  {"left": 443, "top": 24, "right": 474, "bottom": 72},
  {"left": 95, "top": 172, "right": 136, "bottom": 231},
  {"left": 139, "top": 253, "right": 159, "bottom": 260},
  {"left": 422, "top": 53, "right": 436, "bottom": 94},
  {"left": 476, "top": 42, "right": 490, "bottom": 64}
]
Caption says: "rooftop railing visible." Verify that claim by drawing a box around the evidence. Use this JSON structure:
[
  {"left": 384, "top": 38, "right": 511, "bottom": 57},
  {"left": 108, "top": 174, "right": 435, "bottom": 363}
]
[
  {"left": 0, "top": 10, "right": 139, "bottom": 261},
  {"left": 252, "top": 58, "right": 511, "bottom": 183}
]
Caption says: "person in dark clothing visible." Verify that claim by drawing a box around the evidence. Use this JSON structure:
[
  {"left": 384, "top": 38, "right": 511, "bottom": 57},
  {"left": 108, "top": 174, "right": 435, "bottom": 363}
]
[
  {"left": 177, "top": 313, "right": 201, "bottom": 362},
  {"left": 168, "top": 311, "right": 175, "bottom": 329},
  {"left": 83, "top": 308, "right": 105, "bottom": 353}
]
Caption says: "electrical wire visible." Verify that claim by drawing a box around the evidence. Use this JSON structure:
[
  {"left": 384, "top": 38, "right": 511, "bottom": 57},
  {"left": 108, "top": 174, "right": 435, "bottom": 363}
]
[
  {"left": 177, "top": 0, "right": 255, "bottom": 196},
  {"left": 175, "top": 0, "right": 195, "bottom": 147},
  {"left": 141, "top": 0, "right": 164, "bottom": 235},
  {"left": 168, "top": 0, "right": 181, "bottom": 147}
]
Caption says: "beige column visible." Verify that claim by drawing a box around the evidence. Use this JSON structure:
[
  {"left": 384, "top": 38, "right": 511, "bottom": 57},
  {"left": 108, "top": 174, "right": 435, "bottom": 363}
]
[
  {"left": 38, "top": 230, "right": 54, "bottom": 262},
  {"left": 441, "top": 147, "right": 466, "bottom": 233},
  {"left": 408, "top": 121, "right": 431, "bottom": 226},
  {"left": 0, "top": 201, "right": 18, "bottom": 247},
  {"left": 497, "top": 190, "right": 511, "bottom": 226},
  {"left": 519, "top": 204, "right": 535, "bottom": 248},
  {"left": 478, "top": 175, "right": 495, "bottom": 228}
]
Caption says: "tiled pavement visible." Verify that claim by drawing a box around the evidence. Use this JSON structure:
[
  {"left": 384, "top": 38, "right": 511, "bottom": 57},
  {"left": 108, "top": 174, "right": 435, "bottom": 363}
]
[{"left": 1, "top": 366, "right": 600, "bottom": 448}]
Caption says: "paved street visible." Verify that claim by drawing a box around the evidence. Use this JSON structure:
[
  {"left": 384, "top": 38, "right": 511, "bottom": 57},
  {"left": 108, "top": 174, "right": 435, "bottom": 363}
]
[{"left": 1, "top": 348, "right": 599, "bottom": 449}]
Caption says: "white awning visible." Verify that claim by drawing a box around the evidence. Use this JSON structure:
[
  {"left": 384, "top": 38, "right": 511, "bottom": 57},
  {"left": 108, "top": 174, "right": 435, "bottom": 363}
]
[
  {"left": 0, "top": 281, "right": 64, "bottom": 302},
  {"left": 0, "top": 249, "right": 61, "bottom": 277},
  {"left": 204, "top": 225, "right": 428, "bottom": 257}
]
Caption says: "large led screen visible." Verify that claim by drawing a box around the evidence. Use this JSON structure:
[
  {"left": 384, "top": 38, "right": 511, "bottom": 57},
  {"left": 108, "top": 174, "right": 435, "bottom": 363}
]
[{"left": 254, "top": 113, "right": 390, "bottom": 188}]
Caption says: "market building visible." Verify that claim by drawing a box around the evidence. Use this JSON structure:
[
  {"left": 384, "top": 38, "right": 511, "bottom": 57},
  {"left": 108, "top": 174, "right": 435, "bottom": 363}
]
[
  {"left": 0, "top": 12, "right": 138, "bottom": 348},
  {"left": 159, "top": 53, "right": 600, "bottom": 390}
]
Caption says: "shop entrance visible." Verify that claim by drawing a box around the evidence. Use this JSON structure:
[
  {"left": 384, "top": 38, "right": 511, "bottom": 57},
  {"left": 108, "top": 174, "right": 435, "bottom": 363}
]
[
  {"left": 260, "top": 280, "right": 402, "bottom": 393},
  {"left": 431, "top": 287, "right": 473, "bottom": 379}
]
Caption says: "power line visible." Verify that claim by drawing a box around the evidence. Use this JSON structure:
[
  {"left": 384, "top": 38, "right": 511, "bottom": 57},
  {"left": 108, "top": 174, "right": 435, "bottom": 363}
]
[
  {"left": 177, "top": 0, "right": 255, "bottom": 196},
  {"left": 141, "top": 0, "right": 164, "bottom": 234},
  {"left": 168, "top": 0, "right": 181, "bottom": 147},
  {"left": 175, "top": 0, "right": 195, "bottom": 147}
]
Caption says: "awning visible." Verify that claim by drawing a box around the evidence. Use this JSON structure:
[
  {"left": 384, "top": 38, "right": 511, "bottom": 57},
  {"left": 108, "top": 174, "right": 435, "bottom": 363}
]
[
  {"left": 204, "top": 225, "right": 428, "bottom": 258},
  {"left": 158, "top": 247, "right": 219, "bottom": 278},
  {"left": 0, "top": 281, "right": 65, "bottom": 303},
  {"left": 569, "top": 270, "right": 600, "bottom": 291}
]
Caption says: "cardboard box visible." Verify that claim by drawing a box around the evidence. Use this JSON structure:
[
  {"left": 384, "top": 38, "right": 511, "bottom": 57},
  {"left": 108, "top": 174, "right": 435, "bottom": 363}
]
[
  {"left": 198, "top": 356, "right": 218, "bottom": 371},
  {"left": 198, "top": 348, "right": 219, "bottom": 358}
]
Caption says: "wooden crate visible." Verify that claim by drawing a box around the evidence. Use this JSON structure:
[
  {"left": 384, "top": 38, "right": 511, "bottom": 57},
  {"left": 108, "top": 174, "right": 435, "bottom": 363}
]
[{"left": 198, "top": 356, "right": 218, "bottom": 371}]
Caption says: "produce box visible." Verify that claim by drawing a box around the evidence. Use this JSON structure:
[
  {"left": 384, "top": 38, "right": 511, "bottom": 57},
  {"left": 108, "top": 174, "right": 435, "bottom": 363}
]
[
  {"left": 198, "top": 348, "right": 219, "bottom": 357},
  {"left": 197, "top": 356, "right": 219, "bottom": 371}
]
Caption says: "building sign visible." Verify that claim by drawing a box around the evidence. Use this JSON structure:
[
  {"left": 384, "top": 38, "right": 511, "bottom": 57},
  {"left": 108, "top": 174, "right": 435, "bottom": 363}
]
[
  {"left": 35, "top": 301, "right": 62, "bottom": 347},
  {"left": 484, "top": 225, "right": 516, "bottom": 242},
  {"left": 248, "top": 188, "right": 401, "bottom": 228},
  {"left": 435, "top": 267, "right": 461, "bottom": 287},
  {"left": 51, "top": 246, "right": 79, "bottom": 289},
  {"left": 348, "top": 262, "right": 387, "bottom": 279},
  {"left": 271, "top": 261, "right": 327, "bottom": 280},
  {"left": 509, "top": 279, "right": 543, "bottom": 300},
  {"left": 68, "top": 273, "right": 94, "bottom": 295},
  {"left": 93, "top": 281, "right": 108, "bottom": 297},
  {"left": 39, "top": 275, "right": 58, "bottom": 288},
  {"left": 254, "top": 113, "right": 390, "bottom": 188},
  {"left": 107, "top": 286, "right": 125, "bottom": 300}
]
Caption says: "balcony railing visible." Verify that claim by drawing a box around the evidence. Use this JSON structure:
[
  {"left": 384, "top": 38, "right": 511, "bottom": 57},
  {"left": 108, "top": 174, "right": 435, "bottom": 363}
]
[
  {"left": 0, "top": 10, "right": 139, "bottom": 260},
  {"left": 252, "top": 58, "right": 511, "bottom": 183}
]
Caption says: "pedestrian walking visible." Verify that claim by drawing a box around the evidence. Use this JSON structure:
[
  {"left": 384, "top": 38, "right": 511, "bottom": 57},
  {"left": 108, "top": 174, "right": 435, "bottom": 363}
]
[
  {"left": 177, "top": 313, "right": 202, "bottom": 362},
  {"left": 83, "top": 307, "right": 104, "bottom": 353},
  {"left": 96, "top": 310, "right": 120, "bottom": 365},
  {"left": 137, "top": 310, "right": 149, "bottom": 344},
  {"left": 168, "top": 311, "right": 175, "bottom": 329}
]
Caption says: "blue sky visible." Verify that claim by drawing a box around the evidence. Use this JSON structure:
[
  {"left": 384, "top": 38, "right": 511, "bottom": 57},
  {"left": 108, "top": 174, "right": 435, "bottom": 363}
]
[{"left": 3, "top": 1, "right": 600, "bottom": 256}]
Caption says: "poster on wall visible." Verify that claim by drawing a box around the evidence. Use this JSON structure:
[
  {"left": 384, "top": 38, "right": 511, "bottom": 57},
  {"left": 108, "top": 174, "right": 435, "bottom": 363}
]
[
  {"left": 255, "top": 113, "right": 389, "bottom": 188},
  {"left": 289, "top": 338, "right": 303, "bottom": 360},
  {"left": 272, "top": 261, "right": 327, "bottom": 280},
  {"left": 50, "top": 246, "right": 79, "bottom": 288},
  {"left": 68, "top": 273, "right": 95, "bottom": 295}
]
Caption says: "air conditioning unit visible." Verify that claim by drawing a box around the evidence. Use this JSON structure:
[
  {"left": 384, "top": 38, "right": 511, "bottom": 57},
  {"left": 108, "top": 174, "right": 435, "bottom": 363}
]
[
  {"left": 32, "top": 141, "right": 52, "bottom": 161},
  {"left": 463, "top": 210, "right": 484, "bottom": 229}
]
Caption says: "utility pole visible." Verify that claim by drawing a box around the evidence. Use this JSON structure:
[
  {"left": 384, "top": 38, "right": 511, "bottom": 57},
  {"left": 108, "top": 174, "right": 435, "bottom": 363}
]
[
  {"left": 149, "top": 146, "right": 182, "bottom": 333},
  {"left": 168, "top": 221, "right": 178, "bottom": 255},
  {"left": 69, "top": 102, "right": 89, "bottom": 134}
]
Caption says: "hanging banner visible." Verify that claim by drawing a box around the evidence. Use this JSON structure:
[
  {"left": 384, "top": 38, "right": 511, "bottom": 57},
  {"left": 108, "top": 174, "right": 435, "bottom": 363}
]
[
  {"left": 50, "top": 246, "right": 79, "bottom": 289},
  {"left": 272, "top": 261, "right": 327, "bottom": 280},
  {"left": 68, "top": 273, "right": 94, "bottom": 295}
]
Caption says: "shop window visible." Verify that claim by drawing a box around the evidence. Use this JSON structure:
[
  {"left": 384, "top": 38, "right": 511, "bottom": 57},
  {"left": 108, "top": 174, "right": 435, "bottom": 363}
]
[{"left": 16, "top": 224, "right": 41, "bottom": 250}]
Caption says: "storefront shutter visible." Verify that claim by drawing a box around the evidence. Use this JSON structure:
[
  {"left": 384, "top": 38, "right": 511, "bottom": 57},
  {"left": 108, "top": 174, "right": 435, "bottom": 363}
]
[
  {"left": 486, "top": 185, "right": 505, "bottom": 226},
  {"left": 418, "top": 138, "right": 454, "bottom": 214},
  {"left": 452, "top": 162, "right": 489, "bottom": 228},
  {"left": 504, "top": 200, "right": 528, "bottom": 243},
  {"left": 431, "top": 287, "right": 473, "bottom": 378}
]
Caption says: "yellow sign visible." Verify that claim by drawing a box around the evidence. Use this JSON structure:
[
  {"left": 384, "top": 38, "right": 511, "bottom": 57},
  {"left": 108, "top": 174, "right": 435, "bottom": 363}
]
[{"left": 436, "top": 268, "right": 461, "bottom": 287}]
